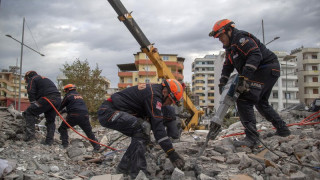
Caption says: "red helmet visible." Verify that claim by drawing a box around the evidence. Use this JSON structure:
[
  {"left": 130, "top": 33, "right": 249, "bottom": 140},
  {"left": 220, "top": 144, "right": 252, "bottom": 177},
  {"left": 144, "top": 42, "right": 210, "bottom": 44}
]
[
  {"left": 63, "top": 84, "right": 76, "bottom": 92},
  {"left": 209, "top": 19, "right": 235, "bottom": 38},
  {"left": 162, "top": 79, "right": 183, "bottom": 105}
]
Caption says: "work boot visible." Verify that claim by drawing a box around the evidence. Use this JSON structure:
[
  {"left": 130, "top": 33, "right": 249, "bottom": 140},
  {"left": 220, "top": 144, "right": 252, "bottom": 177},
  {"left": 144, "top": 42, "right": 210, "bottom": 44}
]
[
  {"left": 116, "top": 166, "right": 129, "bottom": 175},
  {"left": 233, "top": 137, "right": 259, "bottom": 148},
  {"left": 41, "top": 140, "right": 53, "bottom": 146},
  {"left": 23, "top": 136, "right": 35, "bottom": 142},
  {"left": 62, "top": 143, "right": 68, "bottom": 149},
  {"left": 274, "top": 126, "right": 291, "bottom": 137},
  {"left": 93, "top": 145, "right": 101, "bottom": 153}
]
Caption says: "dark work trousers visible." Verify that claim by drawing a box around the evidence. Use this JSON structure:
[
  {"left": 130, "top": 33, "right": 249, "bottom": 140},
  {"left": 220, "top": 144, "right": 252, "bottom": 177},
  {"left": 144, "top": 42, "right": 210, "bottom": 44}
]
[
  {"left": 24, "top": 96, "right": 61, "bottom": 143},
  {"left": 98, "top": 101, "right": 148, "bottom": 179},
  {"left": 163, "top": 119, "right": 180, "bottom": 139},
  {"left": 237, "top": 62, "right": 287, "bottom": 141},
  {"left": 58, "top": 113, "right": 100, "bottom": 149}
]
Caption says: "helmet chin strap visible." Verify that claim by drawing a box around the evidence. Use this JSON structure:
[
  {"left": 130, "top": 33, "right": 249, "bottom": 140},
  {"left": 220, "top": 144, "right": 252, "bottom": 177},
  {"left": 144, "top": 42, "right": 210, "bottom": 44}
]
[{"left": 222, "top": 30, "right": 232, "bottom": 49}]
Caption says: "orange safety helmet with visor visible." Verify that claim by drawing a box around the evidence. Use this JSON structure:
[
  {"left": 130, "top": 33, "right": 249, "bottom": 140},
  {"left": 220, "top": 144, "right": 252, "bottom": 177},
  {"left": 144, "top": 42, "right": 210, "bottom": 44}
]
[
  {"left": 63, "top": 84, "right": 76, "bottom": 92},
  {"left": 209, "top": 19, "right": 235, "bottom": 38},
  {"left": 162, "top": 79, "right": 183, "bottom": 105},
  {"left": 24, "top": 71, "right": 37, "bottom": 81}
]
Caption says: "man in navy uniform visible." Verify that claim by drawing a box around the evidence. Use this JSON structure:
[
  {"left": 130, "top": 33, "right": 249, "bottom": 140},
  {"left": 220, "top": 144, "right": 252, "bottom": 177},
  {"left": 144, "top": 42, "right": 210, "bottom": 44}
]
[
  {"left": 209, "top": 19, "right": 291, "bottom": 148},
  {"left": 58, "top": 84, "right": 100, "bottom": 151},
  {"left": 23, "top": 71, "right": 61, "bottom": 145},
  {"left": 98, "top": 79, "right": 185, "bottom": 178}
]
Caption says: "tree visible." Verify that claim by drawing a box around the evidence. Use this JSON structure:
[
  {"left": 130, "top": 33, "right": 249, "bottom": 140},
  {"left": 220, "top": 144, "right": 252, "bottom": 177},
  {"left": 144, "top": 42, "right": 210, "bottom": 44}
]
[{"left": 60, "top": 59, "right": 106, "bottom": 118}]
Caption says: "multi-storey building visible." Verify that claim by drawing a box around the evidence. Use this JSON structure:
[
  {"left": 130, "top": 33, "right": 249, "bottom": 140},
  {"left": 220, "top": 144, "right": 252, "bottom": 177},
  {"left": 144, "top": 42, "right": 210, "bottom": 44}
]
[
  {"left": 117, "top": 52, "right": 184, "bottom": 88},
  {"left": 191, "top": 55, "right": 216, "bottom": 114},
  {"left": 0, "top": 67, "right": 29, "bottom": 110},
  {"left": 291, "top": 47, "right": 320, "bottom": 106},
  {"left": 270, "top": 52, "right": 299, "bottom": 111},
  {"left": 214, "top": 51, "right": 227, "bottom": 111}
]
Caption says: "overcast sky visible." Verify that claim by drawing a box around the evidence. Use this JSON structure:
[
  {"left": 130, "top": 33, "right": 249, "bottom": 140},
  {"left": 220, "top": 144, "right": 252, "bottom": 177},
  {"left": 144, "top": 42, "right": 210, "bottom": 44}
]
[{"left": 1, "top": 0, "right": 319, "bottom": 87}]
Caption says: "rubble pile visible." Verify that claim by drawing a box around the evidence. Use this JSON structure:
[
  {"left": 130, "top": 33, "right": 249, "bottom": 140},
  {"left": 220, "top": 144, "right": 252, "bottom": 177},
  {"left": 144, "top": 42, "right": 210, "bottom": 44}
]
[{"left": 0, "top": 108, "right": 319, "bottom": 180}]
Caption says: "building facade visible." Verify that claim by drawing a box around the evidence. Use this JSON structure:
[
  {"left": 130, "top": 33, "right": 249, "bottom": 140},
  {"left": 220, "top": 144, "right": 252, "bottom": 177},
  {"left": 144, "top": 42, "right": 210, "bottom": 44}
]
[
  {"left": 0, "top": 67, "right": 29, "bottom": 110},
  {"left": 291, "top": 47, "right": 320, "bottom": 106},
  {"left": 191, "top": 55, "right": 216, "bottom": 114},
  {"left": 270, "top": 52, "right": 299, "bottom": 111},
  {"left": 117, "top": 52, "right": 184, "bottom": 88}
]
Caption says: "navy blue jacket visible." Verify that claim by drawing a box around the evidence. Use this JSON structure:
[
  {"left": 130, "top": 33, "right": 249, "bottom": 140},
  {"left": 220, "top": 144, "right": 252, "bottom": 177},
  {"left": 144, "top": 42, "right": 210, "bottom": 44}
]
[
  {"left": 111, "top": 84, "right": 173, "bottom": 152},
  {"left": 26, "top": 75, "right": 60, "bottom": 102},
  {"left": 221, "top": 28, "right": 277, "bottom": 82},
  {"left": 59, "top": 90, "right": 88, "bottom": 114}
]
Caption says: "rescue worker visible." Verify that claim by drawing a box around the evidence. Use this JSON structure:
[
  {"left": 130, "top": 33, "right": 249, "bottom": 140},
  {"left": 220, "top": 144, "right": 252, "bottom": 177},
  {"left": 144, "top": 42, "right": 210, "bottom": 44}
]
[
  {"left": 58, "top": 84, "right": 101, "bottom": 151},
  {"left": 98, "top": 79, "right": 185, "bottom": 179},
  {"left": 23, "top": 71, "right": 61, "bottom": 145},
  {"left": 209, "top": 19, "right": 291, "bottom": 148},
  {"left": 162, "top": 105, "right": 181, "bottom": 140},
  {"left": 308, "top": 98, "right": 320, "bottom": 112}
]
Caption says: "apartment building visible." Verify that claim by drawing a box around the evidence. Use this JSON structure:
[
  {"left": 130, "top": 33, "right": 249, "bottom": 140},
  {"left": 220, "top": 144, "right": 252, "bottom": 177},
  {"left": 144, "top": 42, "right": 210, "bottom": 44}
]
[
  {"left": 0, "top": 67, "right": 29, "bottom": 110},
  {"left": 117, "top": 52, "right": 184, "bottom": 88},
  {"left": 270, "top": 52, "right": 299, "bottom": 111},
  {"left": 291, "top": 47, "right": 320, "bottom": 106},
  {"left": 191, "top": 55, "right": 216, "bottom": 114}
]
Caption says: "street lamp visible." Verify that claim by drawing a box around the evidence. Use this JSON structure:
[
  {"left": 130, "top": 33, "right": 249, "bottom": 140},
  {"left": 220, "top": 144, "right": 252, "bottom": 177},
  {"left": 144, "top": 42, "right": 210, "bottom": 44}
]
[
  {"left": 5, "top": 17, "right": 45, "bottom": 111},
  {"left": 265, "top": 36, "right": 280, "bottom": 46}
]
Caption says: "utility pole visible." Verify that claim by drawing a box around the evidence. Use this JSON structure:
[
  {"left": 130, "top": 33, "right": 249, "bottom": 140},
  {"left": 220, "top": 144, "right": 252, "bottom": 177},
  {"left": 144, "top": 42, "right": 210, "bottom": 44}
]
[
  {"left": 262, "top": 19, "right": 265, "bottom": 44},
  {"left": 6, "top": 17, "right": 45, "bottom": 111},
  {"left": 18, "top": 17, "right": 25, "bottom": 112}
]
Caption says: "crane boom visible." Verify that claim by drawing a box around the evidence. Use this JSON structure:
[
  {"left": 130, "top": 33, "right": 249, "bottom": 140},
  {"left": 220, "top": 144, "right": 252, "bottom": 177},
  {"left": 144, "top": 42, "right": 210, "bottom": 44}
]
[{"left": 108, "top": 0, "right": 204, "bottom": 130}]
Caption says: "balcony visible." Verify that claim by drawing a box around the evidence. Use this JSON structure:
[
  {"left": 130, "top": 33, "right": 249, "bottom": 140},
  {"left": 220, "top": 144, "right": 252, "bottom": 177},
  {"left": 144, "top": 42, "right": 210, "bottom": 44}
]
[
  {"left": 118, "top": 72, "right": 133, "bottom": 77},
  {"left": 303, "top": 82, "right": 320, "bottom": 87},
  {"left": 138, "top": 71, "right": 157, "bottom": 76},
  {"left": 302, "top": 59, "right": 319, "bottom": 64},
  {"left": 301, "top": 71, "right": 319, "bottom": 76},
  {"left": 194, "top": 89, "right": 204, "bottom": 94},
  {"left": 164, "top": 61, "right": 184, "bottom": 69},
  {"left": 118, "top": 83, "right": 133, "bottom": 88},
  {"left": 172, "top": 72, "right": 184, "bottom": 80},
  {"left": 303, "top": 94, "right": 319, "bottom": 99}
]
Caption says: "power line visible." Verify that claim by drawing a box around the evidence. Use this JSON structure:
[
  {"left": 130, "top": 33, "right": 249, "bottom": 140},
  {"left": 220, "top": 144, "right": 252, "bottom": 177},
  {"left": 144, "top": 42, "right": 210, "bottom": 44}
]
[{"left": 25, "top": 18, "right": 40, "bottom": 52}]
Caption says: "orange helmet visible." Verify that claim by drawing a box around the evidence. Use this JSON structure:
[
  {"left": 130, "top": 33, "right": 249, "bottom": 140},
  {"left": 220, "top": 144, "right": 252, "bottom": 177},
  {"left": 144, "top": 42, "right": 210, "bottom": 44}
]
[
  {"left": 162, "top": 79, "right": 183, "bottom": 105},
  {"left": 63, "top": 84, "right": 76, "bottom": 92},
  {"left": 209, "top": 19, "right": 235, "bottom": 38}
]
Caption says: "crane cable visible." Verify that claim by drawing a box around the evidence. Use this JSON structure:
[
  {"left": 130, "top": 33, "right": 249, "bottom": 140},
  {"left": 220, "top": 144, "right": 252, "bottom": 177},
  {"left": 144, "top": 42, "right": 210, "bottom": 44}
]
[{"left": 43, "top": 97, "right": 117, "bottom": 151}]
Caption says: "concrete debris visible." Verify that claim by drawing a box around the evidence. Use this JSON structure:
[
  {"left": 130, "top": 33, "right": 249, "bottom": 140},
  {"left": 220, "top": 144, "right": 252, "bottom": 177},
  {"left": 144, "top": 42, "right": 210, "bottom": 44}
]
[{"left": 0, "top": 108, "right": 319, "bottom": 179}]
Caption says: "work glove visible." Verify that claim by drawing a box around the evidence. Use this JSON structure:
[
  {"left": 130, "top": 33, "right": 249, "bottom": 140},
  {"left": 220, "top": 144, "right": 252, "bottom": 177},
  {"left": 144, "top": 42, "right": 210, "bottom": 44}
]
[
  {"left": 59, "top": 109, "right": 67, "bottom": 114},
  {"left": 219, "top": 76, "right": 229, "bottom": 94},
  {"left": 167, "top": 149, "right": 185, "bottom": 169},
  {"left": 237, "top": 76, "right": 250, "bottom": 93},
  {"left": 218, "top": 83, "right": 225, "bottom": 95}
]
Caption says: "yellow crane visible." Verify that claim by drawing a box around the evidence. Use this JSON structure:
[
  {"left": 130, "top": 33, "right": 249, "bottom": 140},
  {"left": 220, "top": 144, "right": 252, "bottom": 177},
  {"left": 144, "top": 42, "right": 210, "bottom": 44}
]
[{"left": 108, "top": 0, "right": 205, "bottom": 130}]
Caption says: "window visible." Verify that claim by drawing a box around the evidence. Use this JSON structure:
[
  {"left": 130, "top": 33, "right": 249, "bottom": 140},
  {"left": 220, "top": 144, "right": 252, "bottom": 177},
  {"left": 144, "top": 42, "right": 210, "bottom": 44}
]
[
  {"left": 313, "top": 89, "right": 319, "bottom": 94},
  {"left": 312, "top": 66, "right": 318, "bottom": 71},
  {"left": 312, "top": 54, "right": 317, "bottom": 59},
  {"left": 145, "top": 79, "right": 150, "bottom": 83},
  {"left": 162, "top": 56, "right": 169, "bottom": 61},
  {"left": 313, "top": 77, "right": 318, "bottom": 82},
  {"left": 285, "top": 93, "right": 291, "bottom": 99},
  {"left": 273, "top": 92, "right": 278, "bottom": 98},
  {"left": 135, "top": 78, "right": 138, "bottom": 82}
]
